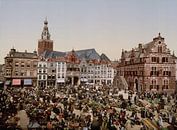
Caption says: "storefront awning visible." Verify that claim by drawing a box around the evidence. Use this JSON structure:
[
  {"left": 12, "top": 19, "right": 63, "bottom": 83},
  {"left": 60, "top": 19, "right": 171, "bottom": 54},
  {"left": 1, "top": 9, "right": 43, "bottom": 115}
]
[
  {"left": 24, "top": 79, "right": 32, "bottom": 85},
  {"left": 80, "top": 78, "right": 88, "bottom": 82},
  {"left": 12, "top": 79, "right": 21, "bottom": 86},
  {"left": 5, "top": 80, "right": 11, "bottom": 85},
  {"left": 57, "top": 79, "right": 65, "bottom": 83}
]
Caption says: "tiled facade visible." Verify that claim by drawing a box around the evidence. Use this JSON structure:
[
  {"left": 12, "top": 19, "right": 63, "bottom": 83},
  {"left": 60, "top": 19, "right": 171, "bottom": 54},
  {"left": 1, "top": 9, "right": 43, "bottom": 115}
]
[{"left": 116, "top": 33, "right": 176, "bottom": 93}]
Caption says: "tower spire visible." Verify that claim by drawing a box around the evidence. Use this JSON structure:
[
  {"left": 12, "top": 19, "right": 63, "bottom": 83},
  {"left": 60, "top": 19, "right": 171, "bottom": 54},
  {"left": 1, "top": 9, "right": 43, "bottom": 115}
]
[
  {"left": 41, "top": 18, "right": 50, "bottom": 40},
  {"left": 38, "top": 18, "right": 53, "bottom": 55}
]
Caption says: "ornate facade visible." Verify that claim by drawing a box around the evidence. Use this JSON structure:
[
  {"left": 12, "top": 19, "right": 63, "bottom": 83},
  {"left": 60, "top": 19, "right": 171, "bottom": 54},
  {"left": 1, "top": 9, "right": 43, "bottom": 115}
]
[
  {"left": 37, "top": 49, "right": 115, "bottom": 88},
  {"left": 117, "top": 33, "right": 176, "bottom": 93}
]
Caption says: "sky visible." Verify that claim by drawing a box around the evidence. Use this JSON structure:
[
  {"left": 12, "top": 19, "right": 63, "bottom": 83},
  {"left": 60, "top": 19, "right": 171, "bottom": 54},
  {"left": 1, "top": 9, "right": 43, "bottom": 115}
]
[{"left": 0, "top": 0, "right": 177, "bottom": 63}]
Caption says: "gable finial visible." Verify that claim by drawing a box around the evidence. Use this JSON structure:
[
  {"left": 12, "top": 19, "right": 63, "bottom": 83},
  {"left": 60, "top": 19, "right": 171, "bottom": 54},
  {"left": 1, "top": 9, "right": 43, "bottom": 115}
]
[{"left": 158, "top": 32, "right": 161, "bottom": 37}]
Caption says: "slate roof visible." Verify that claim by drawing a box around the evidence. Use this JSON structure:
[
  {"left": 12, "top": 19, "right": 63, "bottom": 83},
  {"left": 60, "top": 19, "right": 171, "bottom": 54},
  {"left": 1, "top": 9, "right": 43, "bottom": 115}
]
[
  {"left": 41, "top": 48, "right": 110, "bottom": 62},
  {"left": 75, "top": 48, "right": 100, "bottom": 60},
  {"left": 100, "top": 53, "right": 111, "bottom": 62},
  {"left": 41, "top": 50, "right": 66, "bottom": 58}
]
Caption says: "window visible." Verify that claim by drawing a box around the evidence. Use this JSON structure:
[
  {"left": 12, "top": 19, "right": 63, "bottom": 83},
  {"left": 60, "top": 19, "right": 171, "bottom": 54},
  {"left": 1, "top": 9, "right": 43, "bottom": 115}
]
[
  {"left": 27, "top": 64, "right": 30, "bottom": 67},
  {"left": 163, "top": 71, "right": 171, "bottom": 76},
  {"left": 15, "top": 70, "right": 18, "bottom": 76},
  {"left": 152, "top": 57, "right": 155, "bottom": 62},
  {"left": 150, "top": 67, "right": 159, "bottom": 76},
  {"left": 52, "top": 76, "right": 55, "bottom": 79},
  {"left": 158, "top": 46, "right": 162, "bottom": 53},
  {"left": 151, "top": 79, "right": 157, "bottom": 90},
  {"left": 15, "top": 62, "right": 19, "bottom": 67},
  {"left": 6, "top": 69, "right": 11, "bottom": 76},
  {"left": 152, "top": 67, "right": 156, "bottom": 71},
  {"left": 151, "top": 57, "right": 159, "bottom": 63},
  {"left": 26, "top": 61, "right": 31, "bottom": 67},
  {"left": 21, "top": 62, "right": 25, "bottom": 67},
  {"left": 21, "top": 72, "right": 24, "bottom": 76},
  {"left": 38, "top": 69, "right": 41, "bottom": 73},
  {"left": 43, "top": 69, "right": 46, "bottom": 73},
  {"left": 162, "top": 57, "right": 168, "bottom": 63},
  {"left": 48, "top": 76, "right": 51, "bottom": 79},
  {"left": 39, "top": 75, "right": 41, "bottom": 80},
  {"left": 163, "top": 80, "right": 169, "bottom": 89},
  {"left": 162, "top": 57, "right": 165, "bottom": 63},
  {"left": 33, "top": 62, "right": 37, "bottom": 68},
  {"left": 140, "top": 58, "right": 143, "bottom": 63},
  {"left": 43, "top": 75, "right": 46, "bottom": 79}
]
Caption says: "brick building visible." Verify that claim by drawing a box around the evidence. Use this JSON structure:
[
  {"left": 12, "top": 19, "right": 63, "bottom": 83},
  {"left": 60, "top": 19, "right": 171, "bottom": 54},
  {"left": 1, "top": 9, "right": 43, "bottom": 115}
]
[
  {"left": 38, "top": 18, "right": 53, "bottom": 55},
  {"left": 116, "top": 33, "right": 176, "bottom": 93},
  {"left": 4, "top": 48, "right": 38, "bottom": 87}
]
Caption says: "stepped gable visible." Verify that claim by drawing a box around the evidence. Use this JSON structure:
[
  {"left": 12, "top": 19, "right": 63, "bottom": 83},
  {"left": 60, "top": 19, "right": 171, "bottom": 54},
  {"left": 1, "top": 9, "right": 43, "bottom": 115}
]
[{"left": 122, "top": 33, "right": 168, "bottom": 61}]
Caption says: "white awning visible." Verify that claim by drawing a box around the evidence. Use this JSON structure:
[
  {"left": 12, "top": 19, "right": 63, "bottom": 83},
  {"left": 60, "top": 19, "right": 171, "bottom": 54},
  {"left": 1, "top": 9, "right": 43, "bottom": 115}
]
[
  {"left": 57, "top": 79, "right": 65, "bottom": 83},
  {"left": 80, "top": 78, "right": 88, "bottom": 82}
]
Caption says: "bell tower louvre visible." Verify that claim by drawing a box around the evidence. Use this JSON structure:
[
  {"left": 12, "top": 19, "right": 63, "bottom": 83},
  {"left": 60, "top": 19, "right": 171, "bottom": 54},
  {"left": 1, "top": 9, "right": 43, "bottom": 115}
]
[{"left": 38, "top": 18, "right": 53, "bottom": 55}]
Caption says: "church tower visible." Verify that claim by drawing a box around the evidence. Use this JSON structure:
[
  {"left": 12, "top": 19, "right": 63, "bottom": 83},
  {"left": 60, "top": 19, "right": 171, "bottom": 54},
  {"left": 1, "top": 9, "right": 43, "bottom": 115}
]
[{"left": 38, "top": 18, "right": 53, "bottom": 55}]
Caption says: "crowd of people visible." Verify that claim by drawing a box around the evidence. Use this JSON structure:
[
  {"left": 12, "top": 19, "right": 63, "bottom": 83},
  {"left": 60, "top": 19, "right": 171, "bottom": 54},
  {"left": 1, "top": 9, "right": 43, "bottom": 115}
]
[{"left": 0, "top": 84, "right": 177, "bottom": 130}]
